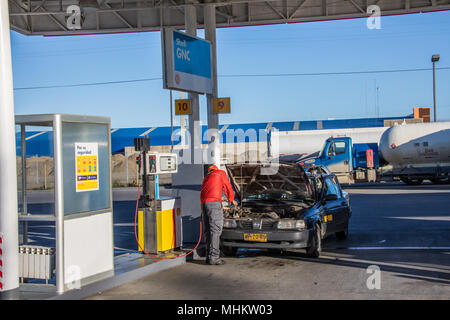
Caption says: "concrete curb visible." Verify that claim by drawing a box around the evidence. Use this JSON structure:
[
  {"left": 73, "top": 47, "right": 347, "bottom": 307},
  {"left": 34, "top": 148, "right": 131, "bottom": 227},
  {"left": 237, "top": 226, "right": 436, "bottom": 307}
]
[{"left": 48, "top": 256, "right": 186, "bottom": 300}]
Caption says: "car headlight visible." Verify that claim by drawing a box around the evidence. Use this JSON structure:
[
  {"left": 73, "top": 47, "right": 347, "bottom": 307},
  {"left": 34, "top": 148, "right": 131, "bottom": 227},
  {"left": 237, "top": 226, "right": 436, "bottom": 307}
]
[
  {"left": 277, "top": 220, "right": 306, "bottom": 230},
  {"left": 223, "top": 219, "right": 237, "bottom": 228}
]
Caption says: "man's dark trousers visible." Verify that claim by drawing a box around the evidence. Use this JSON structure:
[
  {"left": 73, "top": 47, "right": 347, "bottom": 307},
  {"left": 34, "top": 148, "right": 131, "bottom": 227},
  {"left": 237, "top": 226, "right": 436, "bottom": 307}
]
[{"left": 202, "top": 201, "right": 224, "bottom": 263}]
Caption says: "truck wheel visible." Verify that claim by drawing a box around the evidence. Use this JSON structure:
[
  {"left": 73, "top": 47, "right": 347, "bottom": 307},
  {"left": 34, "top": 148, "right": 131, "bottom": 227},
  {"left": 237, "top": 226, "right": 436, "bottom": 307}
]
[
  {"left": 400, "top": 177, "right": 423, "bottom": 185},
  {"left": 306, "top": 224, "right": 322, "bottom": 258},
  {"left": 336, "top": 225, "right": 348, "bottom": 240},
  {"left": 221, "top": 246, "right": 238, "bottom": 257}
]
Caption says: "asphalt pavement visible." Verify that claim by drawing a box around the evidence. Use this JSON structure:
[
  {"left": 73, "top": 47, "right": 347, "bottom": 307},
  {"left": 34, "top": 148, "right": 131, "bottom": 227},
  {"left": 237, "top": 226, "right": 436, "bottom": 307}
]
[{"left": 83, "top": 182, "right": 450, "bottom": 300}]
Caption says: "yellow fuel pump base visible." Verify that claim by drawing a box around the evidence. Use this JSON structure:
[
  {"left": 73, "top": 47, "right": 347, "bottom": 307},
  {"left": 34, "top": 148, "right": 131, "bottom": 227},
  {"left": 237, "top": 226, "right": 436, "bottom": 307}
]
[{"left": 138, "top": 197, "right": 182, "bottom": 255}]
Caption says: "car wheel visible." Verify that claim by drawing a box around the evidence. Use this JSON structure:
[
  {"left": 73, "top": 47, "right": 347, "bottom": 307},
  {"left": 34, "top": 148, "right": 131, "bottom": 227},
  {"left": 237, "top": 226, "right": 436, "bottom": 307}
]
[
  {"left": 336, "top": 225, "right": 348, "bottom": 240},
  {"left": 221, "top": 245, "right": 238, "bottom": 257},
  {"left": 400, "top": 177, "right": 423, "bottom": 185},
  {"left": 306, "top": 224, "right": 322, "bottom": 258}
]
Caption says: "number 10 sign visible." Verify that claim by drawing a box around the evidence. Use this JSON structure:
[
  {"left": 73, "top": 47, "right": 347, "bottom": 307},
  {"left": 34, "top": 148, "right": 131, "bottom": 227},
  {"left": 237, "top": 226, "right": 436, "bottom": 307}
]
[{"left": 174, "top": 99, "right": 192, "bottom": 115}]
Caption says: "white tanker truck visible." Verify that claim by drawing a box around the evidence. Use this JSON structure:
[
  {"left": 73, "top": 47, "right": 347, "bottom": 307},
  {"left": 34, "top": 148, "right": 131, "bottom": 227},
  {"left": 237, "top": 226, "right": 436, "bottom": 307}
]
[
  {"left": 379, "top": 121, "right": 450, "bottom": 185},
  {"left": 270, "top": 122, "right": 450, "bottom": 185}
]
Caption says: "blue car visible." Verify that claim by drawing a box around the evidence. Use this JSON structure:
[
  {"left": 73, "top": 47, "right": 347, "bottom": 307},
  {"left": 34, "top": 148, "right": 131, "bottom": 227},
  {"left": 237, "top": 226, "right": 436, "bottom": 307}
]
[{"left": 221, "top": 163, "right": 351, "bottom": 258}]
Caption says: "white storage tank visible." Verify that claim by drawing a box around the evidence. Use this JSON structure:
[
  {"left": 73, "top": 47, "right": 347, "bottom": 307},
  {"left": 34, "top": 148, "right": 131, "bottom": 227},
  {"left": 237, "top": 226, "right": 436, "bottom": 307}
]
[{"left": 379, "top": 121, "right": 450, "bottom": 168}]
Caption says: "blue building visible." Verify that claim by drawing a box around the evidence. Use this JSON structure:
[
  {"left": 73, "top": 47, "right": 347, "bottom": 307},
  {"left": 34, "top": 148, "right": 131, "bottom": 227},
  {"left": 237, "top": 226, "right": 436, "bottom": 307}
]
[{"left": 17, "top": 114, "right": 415, "bottom": 157}]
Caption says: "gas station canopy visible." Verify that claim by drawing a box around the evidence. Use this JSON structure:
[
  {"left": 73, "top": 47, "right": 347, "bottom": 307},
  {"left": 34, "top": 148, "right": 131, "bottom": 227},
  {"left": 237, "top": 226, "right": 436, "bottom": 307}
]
[{"left": 9, "top": 0, "right": 450, "bottom": 36}]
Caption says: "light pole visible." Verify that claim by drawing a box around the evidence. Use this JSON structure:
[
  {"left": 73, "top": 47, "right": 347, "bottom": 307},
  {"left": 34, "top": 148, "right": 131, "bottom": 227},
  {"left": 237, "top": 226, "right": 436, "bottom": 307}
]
[{"left": 432, "top": 54, "right": 440, "bottom": 122}]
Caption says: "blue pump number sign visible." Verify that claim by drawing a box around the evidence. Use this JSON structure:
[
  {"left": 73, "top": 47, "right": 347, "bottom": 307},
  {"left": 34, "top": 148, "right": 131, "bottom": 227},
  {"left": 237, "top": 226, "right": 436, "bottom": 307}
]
[{"left": 162, "top": 28, "right": 213, "bottom": 94}]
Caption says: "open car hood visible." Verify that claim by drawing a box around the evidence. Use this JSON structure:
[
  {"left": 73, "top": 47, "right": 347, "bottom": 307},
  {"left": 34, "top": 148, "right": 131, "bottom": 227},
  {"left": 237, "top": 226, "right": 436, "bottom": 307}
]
[{"left": 225, "top": 163, "right": 313, "bottom": 201}]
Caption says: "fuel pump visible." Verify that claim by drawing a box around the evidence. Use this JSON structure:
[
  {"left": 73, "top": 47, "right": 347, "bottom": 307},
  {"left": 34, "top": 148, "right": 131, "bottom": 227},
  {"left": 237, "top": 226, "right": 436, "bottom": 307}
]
[{"left": 134, "top": 137, "right": 181, "bottom": 255}]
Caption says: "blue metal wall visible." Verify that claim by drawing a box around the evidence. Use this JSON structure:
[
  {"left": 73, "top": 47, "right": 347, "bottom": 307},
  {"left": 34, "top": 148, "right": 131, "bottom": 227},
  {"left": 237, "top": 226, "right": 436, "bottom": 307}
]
[
  {"left": 16, "top": 131, "right": 54, "bottom": 157},
  {"left": 17, "top": 115, "right": 413, "bottom": 157}
]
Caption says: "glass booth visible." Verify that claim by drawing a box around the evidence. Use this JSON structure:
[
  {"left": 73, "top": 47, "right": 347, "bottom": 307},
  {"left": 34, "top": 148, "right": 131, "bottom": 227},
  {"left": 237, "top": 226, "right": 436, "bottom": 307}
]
[{"left": 15, "top": 114, "right": 114, "bottom": 294}]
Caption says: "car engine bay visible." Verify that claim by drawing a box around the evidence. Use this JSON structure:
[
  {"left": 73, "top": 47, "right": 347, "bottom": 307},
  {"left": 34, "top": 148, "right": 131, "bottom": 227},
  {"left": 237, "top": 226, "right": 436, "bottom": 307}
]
[{"left": 224, "top": 200, "right": 314, "bottom": 220}]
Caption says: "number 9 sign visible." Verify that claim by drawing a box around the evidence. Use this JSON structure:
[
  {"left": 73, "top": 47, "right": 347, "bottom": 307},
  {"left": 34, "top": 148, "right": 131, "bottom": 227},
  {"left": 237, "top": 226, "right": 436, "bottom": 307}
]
[{"left": 212, "top": 98, "right": 231, "bottom": 114}]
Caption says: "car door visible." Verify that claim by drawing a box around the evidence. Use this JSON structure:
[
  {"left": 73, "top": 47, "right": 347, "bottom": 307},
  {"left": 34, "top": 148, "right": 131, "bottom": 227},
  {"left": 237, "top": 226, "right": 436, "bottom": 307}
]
[
  {"left": 321, "top": 177, "right": 341, "bottom": 235},
  {"left": 329, "top": 176, "right": 350, "bottom": 231}
]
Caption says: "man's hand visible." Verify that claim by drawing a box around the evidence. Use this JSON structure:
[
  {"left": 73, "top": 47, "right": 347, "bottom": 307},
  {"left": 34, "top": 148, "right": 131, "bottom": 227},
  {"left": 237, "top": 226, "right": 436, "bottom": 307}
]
[{"left": 232, "top": 200, "right": 238, "bottom": 207}]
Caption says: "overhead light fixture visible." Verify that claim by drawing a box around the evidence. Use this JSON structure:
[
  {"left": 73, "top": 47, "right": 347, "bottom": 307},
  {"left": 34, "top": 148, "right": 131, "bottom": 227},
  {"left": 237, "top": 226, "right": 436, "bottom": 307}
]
[
  {"left": 79, "top": 0, "right": 100, "bottom": 12},
  {"left": 432, "top": 54, "right": 440, "bottom": 63}
]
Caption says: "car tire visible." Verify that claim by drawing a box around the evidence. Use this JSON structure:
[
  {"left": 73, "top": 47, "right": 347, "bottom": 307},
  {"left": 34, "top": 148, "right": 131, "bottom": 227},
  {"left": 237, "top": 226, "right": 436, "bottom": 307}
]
[
  {"left": 306, "top": 224, "right": 322, "bottom": 258},
  {"left": 336, "top": 225, "right": 348, "bottom": 240},
  {"left": 221, "top": 245, "right": 238, "bottom": 257}
]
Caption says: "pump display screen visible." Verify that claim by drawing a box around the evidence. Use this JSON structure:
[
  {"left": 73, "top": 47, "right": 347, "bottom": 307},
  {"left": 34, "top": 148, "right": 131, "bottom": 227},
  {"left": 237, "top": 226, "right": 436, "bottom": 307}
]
[
  {"left": 160, "top": 156, "right": 177, "bottom": 172},
  {"left": 145, "top": 153, "right": 178, "bottom": 175}
]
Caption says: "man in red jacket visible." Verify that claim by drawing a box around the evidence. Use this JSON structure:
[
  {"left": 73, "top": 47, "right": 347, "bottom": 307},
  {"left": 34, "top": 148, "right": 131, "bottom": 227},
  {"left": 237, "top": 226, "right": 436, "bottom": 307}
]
[{"left": 201, "top": 165, "right": 238, "bottom": 265}]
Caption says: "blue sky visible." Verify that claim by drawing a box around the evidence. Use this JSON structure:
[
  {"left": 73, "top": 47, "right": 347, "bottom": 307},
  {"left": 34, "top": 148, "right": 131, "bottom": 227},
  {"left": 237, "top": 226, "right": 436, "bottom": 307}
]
[{"left": 11, "top": 10, "right": 450, "bottom": 128}]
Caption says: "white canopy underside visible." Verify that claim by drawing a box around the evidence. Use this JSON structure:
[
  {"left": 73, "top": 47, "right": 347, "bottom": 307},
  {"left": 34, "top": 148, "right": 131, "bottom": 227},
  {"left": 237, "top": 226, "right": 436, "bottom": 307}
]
[{"left": 9, "top": 0, "right": 450, "bottom": 36}]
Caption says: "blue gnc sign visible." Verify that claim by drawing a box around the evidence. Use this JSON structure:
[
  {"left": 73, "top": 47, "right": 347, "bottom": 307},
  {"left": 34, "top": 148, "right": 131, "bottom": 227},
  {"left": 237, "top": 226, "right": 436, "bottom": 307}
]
[{"left": 162, "top": 28, "right": 213, "bottom": 94}]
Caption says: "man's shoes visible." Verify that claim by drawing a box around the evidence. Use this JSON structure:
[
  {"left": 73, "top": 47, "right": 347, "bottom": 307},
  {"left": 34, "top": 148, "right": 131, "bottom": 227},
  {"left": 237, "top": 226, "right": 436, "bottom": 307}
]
[{"left": 206, "top": 259, "right": 225, "bottom": 265}]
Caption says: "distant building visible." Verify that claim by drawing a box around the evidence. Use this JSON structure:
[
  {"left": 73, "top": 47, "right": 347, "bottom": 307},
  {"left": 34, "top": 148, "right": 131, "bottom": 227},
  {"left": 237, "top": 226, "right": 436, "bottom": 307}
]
[{"left": 16, "top": 107, "right": 430, "bottom": 157}]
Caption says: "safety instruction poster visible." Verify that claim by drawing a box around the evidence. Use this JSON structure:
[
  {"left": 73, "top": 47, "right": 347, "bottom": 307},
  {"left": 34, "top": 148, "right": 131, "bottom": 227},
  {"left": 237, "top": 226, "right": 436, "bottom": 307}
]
[{"left": 75, "top": 143, "right": 99, "bottom": 192}]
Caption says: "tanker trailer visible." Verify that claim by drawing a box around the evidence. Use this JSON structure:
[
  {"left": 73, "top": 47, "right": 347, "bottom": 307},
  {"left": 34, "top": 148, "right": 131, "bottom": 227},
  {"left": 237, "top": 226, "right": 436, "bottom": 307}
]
[
  {"left": 379, "top": 122, "right": 450, "bottom": 185},
  {"left": 270, "top": 127, "right": 388, "bottom": 159}
]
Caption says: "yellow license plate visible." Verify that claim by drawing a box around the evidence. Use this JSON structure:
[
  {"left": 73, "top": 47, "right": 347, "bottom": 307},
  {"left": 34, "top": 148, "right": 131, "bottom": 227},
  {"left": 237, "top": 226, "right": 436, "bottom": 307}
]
[{"left": 243, "top": 233, "right": 267, "bottom": 242}]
